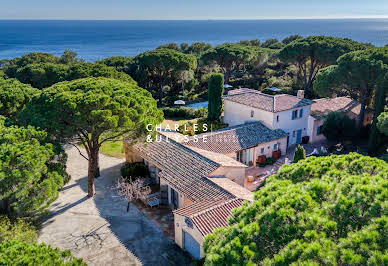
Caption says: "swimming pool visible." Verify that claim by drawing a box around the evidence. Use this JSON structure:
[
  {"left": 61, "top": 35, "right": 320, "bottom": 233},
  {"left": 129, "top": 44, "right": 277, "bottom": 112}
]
[{"left": 186, "top": 101, "right": 208, "bottom": 109}]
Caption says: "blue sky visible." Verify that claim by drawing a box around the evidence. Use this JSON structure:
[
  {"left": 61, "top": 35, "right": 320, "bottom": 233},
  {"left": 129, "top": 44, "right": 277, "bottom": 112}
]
[{"left": 2, "top": 0, "right": 388, "bottom": 20}]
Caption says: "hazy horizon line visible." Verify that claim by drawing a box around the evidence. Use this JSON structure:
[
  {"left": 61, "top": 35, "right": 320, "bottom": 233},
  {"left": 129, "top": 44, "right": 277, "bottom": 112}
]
[{"left": 1, "top": 16, "right": 388, "bottom": 21}]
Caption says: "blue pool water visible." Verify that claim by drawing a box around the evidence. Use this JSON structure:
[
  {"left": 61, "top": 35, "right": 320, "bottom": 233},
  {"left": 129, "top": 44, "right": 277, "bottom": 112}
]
[{"left": 186, "top": 101, "right": 208, "bottom": 109}]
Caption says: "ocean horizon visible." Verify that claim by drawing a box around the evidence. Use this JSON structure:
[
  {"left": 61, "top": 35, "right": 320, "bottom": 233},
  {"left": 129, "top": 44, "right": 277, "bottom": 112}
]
[{"left": 1, "top": 19, "right": 387, "bottom": 61}]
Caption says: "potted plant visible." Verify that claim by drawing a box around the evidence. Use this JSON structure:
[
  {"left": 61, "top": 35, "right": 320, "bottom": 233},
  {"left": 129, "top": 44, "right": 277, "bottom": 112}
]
[
  {"left": 272, "top": 149, "right": 282, "bottom": 159},
  {"left": 257, "top": 155, "right": 266, "bottom": 163},
  {"left": 302, "top": 136, "right": 310, "bottom": 144}
]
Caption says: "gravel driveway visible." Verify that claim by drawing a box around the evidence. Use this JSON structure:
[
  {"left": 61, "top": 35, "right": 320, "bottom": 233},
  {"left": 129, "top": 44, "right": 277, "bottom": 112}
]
[{"left": 38, "top": 147, "right": 192, "bottom": 266}]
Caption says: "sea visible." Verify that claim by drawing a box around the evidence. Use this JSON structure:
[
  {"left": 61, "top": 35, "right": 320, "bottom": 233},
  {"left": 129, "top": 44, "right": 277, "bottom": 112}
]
[{"left": 0, "top": 19, "right": 387, "bottom": 62}]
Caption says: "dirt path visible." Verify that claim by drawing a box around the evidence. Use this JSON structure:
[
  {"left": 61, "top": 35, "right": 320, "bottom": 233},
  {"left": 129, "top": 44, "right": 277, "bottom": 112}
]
[{"left": 38, "top": 147, "right": 191, "bottom": 266}]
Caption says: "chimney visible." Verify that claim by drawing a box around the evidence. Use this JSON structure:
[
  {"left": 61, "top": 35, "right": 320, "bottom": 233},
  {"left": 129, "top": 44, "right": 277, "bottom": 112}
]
[{"left": 297, "top": 90, "right": 304, "bottom": 99}]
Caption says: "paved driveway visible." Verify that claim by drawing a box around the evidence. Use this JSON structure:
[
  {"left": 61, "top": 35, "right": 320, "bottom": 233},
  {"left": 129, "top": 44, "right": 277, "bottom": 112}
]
[{"left": 38, "top": 147, "right": 192, "bottom": 266}]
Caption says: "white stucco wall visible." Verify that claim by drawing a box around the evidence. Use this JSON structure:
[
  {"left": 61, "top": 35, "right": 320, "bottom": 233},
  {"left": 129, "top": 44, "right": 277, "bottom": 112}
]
[
  {"left": 223, "top": 100, "right": 275, "bottom": 128},
  {"left": 307, "top": 116, "right": 325, "bottom": 143},
  {"left": 272, "top": 106, "right": 312, "bottom": 145},
  {"left": 223, "top": 99, "right": 312, "bottom": 147},
  {"left": 253, "top": 137, "right": 288, "bottom": 159},
  {"left": 174, "top": 214, "right": 205, "bottom": 259}
]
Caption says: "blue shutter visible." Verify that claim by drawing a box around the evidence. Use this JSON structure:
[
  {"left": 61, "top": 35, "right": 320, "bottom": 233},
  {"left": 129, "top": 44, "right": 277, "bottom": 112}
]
[
  {"left": 291, "top": 111, "right": 295, "bottom": 120},
  {"left": 300, "top": 109, "right": 304, "bottom": 118}
]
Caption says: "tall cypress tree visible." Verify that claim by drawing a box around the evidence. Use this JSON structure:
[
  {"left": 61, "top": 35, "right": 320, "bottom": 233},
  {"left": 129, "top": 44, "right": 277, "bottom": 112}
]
[
  {"left": 207, "top": 73, "right": 224, "bottom": 121},
  {"left": 368, "top": 73, "right": 388, "bottom": 154}
]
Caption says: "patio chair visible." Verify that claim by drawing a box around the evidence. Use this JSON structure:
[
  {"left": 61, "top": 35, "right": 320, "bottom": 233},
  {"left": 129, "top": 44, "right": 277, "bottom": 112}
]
[{"left": 147, "top": 197, "right": 160, "bottom": 208}]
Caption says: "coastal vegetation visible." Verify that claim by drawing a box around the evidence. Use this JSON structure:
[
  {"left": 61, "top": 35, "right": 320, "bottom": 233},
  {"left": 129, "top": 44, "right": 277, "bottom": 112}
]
[
  {"left": 279, "top": 36, "right": 373, "bottom": 96},
  {"left": 0, "top": 241, "right": 85, "bottom": 265},
  {"left": 204, "top": 153, "right": 388, "bottom": 265},
  {"left": 19, "top": 78, "right": 163, "bottom": 197},
  {"left": 0, "top": 35, "right": 386, "bottom": 262},
  {"left": 207, "top": 73, "right": 224, "bottom": 121},
  {"left": 0, "top": 117, "right": 68, "bottom": 216},
  {"left": 0, "top": 78, "right": 38, "bottom": 117},
  {"left": 321, "top": 112, "right": 358, "bottom": 142}
]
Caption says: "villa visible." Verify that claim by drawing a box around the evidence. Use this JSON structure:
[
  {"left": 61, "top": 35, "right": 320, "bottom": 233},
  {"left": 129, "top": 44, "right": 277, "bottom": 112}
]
[
  {"left": 308, "top": 96, "right": 374, "bottom": 142},
  {"left": 124, "top": 89, "right": 372, "bottom": 259},
  {"left": 223, "top": 90, "right": 314, "bottom": 146}
]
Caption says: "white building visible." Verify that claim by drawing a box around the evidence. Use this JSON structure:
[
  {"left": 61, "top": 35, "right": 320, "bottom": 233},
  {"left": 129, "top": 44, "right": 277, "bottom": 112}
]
[
  {"left": 124, "top": 89, "right": 373, "bottom": 260},
  {"left": 223, "top": 90, "right": 314, "bottom": 146}
]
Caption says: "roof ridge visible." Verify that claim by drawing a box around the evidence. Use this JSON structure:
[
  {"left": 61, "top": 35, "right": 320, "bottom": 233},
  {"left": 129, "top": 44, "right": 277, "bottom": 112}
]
[
  {"left": 162, "top": 134, "right": 222, "bottom": 168},
  {"left": 190, "top": 198, "right": 239, "bottom": 218},
  {"left": 189, "top": 121, "right": 263, "bottom": 140}
]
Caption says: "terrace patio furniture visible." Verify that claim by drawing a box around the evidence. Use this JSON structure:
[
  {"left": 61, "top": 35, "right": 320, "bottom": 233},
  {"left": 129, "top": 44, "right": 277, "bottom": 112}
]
[
  {"left": 320, "top": 146, "right": 328, "bottom": 154},
  {"left": 147, "top": 196, "right": 160, "bottom": 208},
  {"left": 307, "top": 148, "right": 319, "bottom": 157},
  {"left": 140, "top": 192, "right": 161, "bottom": 207}
]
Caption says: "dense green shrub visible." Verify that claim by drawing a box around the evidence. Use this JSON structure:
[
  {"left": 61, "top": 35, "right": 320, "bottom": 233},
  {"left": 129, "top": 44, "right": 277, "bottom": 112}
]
[
  {"left": 0, "top": 116, "right": 69, "bottom": 216},
  {"left": 293, "top": 145, "right": 306, "bottom": 163},
  {"left": 120, "top": 162, "right": 149, "bottom": 181},
  {"left": 161, "top": 106, "right": 206, "bottom": 119},
  {"left": 377, "top": 112, "right": 388, "bottom": 136},
  {"left": 0, "top": 216, "right": 37, "bottom": 243},
  {"left": 204, "top": 153, "right": 388, "bottom": 265},
  {"left": 0, "top": 240, "right": 85, "bottom": 265},
  {"left": 322, "top": 112, "right": 358, "bottom": 141},
  {"left": 0, "top": 78, "right": 39, "bottom": 117}
]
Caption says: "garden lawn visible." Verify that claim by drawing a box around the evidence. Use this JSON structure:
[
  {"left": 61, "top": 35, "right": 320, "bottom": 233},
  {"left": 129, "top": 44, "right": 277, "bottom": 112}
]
[
  {"left": 99, "top": 140, "right": 125, "bottom": 158},
  {"left": 98, "top": 118, "right": 198, "bottom": 158}
]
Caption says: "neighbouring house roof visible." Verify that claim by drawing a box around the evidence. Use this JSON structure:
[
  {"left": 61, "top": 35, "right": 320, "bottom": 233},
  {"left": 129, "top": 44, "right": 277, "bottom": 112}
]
[
  {"left": 223, "top": 91, "right": 314, "bottom": 112},
  {"left": 227, "top": 88, "right": 260, "bottom": 95},
  {"left": 310, "top": 96, "right": 371, "bottom": 119},
  {"left": 131, "top": 135, "right": 234, "bottom": 202},
  {"left": 173, "top": 198, "right": 246, "bottom": 236},
  {"left": 185, "top": 122, "right": 288, "bottom": 154}
]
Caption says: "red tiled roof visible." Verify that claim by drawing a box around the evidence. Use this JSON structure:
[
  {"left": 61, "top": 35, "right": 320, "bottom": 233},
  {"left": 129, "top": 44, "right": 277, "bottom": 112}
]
[
  {"left": 310, "top": 96, "right": 368, "bottom": 119},
  {"left": 131, "top": 136, "right": 234, "bottom": 202},
  {"left": 223, "top": 92, "right": 314, "bottom": 112},
  {"left": 185, "top": 122, "right": 288, "bottom": 154},
  {"left": 227, "top": 88, "right": 260, "bottom": 95},
  {"left": 173, "top": 198, "right": 246, "bottom": 236}
]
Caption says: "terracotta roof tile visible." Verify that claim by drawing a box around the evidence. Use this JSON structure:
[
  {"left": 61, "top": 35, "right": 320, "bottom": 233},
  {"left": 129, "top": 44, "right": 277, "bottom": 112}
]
[
  {"left": 223, "top": 92, "right": 314, "bottom": 112},
  {"left": 311, "top": 96, "right": 368, "bottom": 119},
  {"left": 174, "top": 198, "right": 246, "bottom": 235},
  {"left": 131, "top": 136, "right": 234, "bottom": 202},
  {"left": 185, "top": 122, "right": 288, "bottom": 154},
  {"left": 227, "top": 88, "right": 260, "bottom": 95},
  {"left": 186, "top": 146, "right": 247, "bottom": 167}
]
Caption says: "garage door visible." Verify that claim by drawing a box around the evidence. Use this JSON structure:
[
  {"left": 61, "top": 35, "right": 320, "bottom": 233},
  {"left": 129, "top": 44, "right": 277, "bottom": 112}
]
[{"left": 184, "top": 231, "right": 200, "bottom": 259}]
